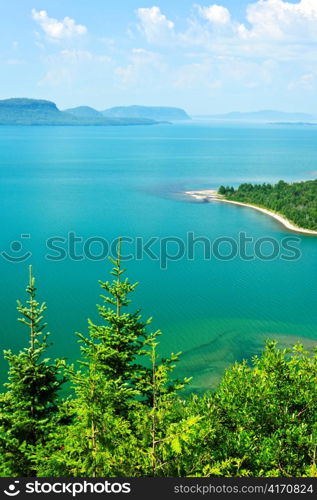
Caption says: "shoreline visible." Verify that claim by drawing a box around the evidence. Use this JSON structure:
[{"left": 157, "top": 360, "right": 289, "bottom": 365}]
[{"left": 184, "top": 189, "right": 317, "bottom": 236}]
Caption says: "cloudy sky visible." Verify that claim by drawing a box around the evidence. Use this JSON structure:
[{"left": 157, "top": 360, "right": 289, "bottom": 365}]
[{"left": 1, "top": 0, "right": 317, "bottom": 113}]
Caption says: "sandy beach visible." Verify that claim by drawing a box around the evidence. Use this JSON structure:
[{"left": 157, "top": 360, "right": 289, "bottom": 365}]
[{"left": 185, "top": 189, "right": 317, "bottom": 236}]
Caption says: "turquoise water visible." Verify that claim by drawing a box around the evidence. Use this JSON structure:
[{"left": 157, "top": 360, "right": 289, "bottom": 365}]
[{"left": 0, "top": 122, "right": 316, "bottom": 391}]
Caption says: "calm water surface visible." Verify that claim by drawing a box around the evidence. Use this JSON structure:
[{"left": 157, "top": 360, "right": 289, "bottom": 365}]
[{"left": 0, "top": 122, "right": 316, "bottom": 391}]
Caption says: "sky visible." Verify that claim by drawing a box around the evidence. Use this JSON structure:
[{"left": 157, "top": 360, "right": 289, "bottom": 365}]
[{"left": 0, "top": 0, "right": 316, "bottom": 114}]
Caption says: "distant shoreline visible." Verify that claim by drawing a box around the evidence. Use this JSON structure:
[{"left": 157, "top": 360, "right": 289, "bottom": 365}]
[{"left": 184, "top": 189, "right": 317, "bottom": 236}]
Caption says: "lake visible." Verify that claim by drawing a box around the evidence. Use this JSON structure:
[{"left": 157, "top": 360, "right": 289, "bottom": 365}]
[{"left": 0, "top": 122, "right": 316, "bottom": 392}]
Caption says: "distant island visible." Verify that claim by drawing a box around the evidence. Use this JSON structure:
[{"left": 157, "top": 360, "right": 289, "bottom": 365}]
[
  {"left": 102, "top": 105, "right": 190, "bottom": 121},
  {"left": 185, "top": 179, "right": 317, "bottom": 235},
  {"left": 4, "top": 101, "right": 316, "bottom": 126},
  {"left": 205, "top": 110, "right": 316, "bottom": 122},
  {"left": 269, "top": 122, "right": 317, "bottom": 127},
  {"left": 64, "top": 105, "right": 106, "bottom": 120},
  {"left": 0, "top": 99, "right": 190, "bottom": 126}
]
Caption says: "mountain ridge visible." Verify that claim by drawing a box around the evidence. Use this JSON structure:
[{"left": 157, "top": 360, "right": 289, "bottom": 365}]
[
  {"left": 102, "top": 105, "right": 190, "bottom": 121},
  {"left": 208, "top": 109, "right": 316, "bottom": 122},
  {"left": 0, "top": 99, "right": 160, "bottom": 126},
  {"left": 64, "top": 106, "right": 104, "bottom": 120}
]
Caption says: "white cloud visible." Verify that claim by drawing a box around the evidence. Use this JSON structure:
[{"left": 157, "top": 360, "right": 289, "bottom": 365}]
[
  {"left": 38, "top": 49, "right": 111, "bottom": 88},
  {"left": 115, "top": 48, "right": 166, "bottom": 87},
  {"left": 244, "top": 0, "right": 317, "bottom": 41},
  {"left": 174, "top": 56, "right": 276, "bottom": 93},
  {"left": 31, "top": 2, "right": 317, "bottom": 105},
  {"left": 198, "top": 5, "right": 231, "bottom": 25},
  {"left": 136, "top": 6, "right": 174, "bottom": 43},
  {"left": 31, "top": 9, "right": 87, "bottom": 40},
  {"left": 288, "top": 73, "right": 315, "bottom": 91},
  {"left": 174, "top": 60, "right": 222, "bottom": 91},
  {"left": 39, "top": 68, "right": 72, "bottom": 87},
  {"left": 136, "top": 2, "right": 317, "bottom": 55},
  {"left": 6, "top": 58, "right": 26, "bottom": 65},
  {"left": 129, "top": 1, "right": 317, "bottom": 100},
  {"left": 59, "top": 49, "right": 110, "bottom": 64}
]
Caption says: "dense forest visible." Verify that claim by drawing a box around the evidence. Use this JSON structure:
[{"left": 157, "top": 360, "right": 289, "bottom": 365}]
[
  {"left": 218, "top": 180, "right": 317, "bottom": 230},
  {"left": 0, "top": 254, "right": 316, "bottom": 478}
]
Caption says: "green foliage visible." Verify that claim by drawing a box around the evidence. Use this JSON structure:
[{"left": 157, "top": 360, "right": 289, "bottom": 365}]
[
  {"left": 0, "top": 260, "right": 316, "bottom": 477},
  {"left": 0, "top": 266, "right": 65, "bottom": 476},
  {"left": 40, "top": 243, "right": 189, "bottom": 477},
  {"left": 219, "top": 185, "right": 234, "bottom": 195},
  {"left": 219, "top": 179, "right": 317, "bottom": 230},
  {"left": 185, "top": 341, "right": 317, "bottom": 477}
]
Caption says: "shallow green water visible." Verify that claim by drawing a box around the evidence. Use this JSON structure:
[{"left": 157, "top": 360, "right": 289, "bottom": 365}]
[{"left": 0, "top": 122, "right": 316, "bottom": 391}]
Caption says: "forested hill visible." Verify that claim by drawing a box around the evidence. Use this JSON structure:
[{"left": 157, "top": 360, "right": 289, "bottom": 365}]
[
  {"left": 218, "top": 180, "right": 317, "bottom": 231},
  {"left": 0, "top": 98, "right": 158, "bottom": 126},
  {"left": 102, "top": 105, "right": 190, "bottom": 121}
]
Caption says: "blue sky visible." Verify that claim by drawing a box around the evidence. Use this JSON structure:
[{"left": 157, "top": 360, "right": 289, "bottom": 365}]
[{"left": 1, "top": 0, "right": 316, "bottom": 113}]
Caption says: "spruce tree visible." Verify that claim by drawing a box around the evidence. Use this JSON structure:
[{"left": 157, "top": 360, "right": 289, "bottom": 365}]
[
  {"left": 52, "top": 241, "right": 189, "bottom": 476},
  {"left": 76, "top": 240, "right": 160, "bottom": 410},
  {"left": 132, "top": 338, "right": 198, "bottom": 476},
  {"left": 58, "top": 242, "right": 155, "bottom": 476},
  {"left": 0, "top": 266, "right": 64, "bottom": 476}
]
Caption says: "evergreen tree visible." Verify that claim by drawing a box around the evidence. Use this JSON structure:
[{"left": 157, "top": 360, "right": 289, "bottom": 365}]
[
  {"left": 222, "top": 178, "right": 317, "bottom": 231},
  {"left": 134, "top": 338, "right": 199, "bottom": 476},
  {"left": 49, "top": 241, "right": 157, "bottom": 476},
  {"left": 75, "top": 240, "right": 162, "bottom": 412},
  {"left": 0, "top": 266, "right": 64, "bottom": 476},
  {"left": 1, "top": 258, "right": 316, "bottom": 478},
  {"left": 45, "top": 242, "right": 190, "bottom": 477}
]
